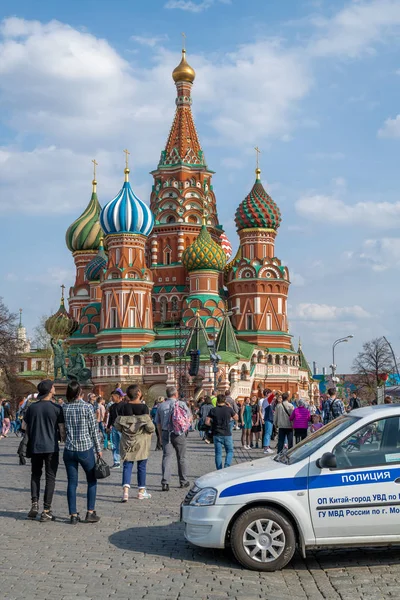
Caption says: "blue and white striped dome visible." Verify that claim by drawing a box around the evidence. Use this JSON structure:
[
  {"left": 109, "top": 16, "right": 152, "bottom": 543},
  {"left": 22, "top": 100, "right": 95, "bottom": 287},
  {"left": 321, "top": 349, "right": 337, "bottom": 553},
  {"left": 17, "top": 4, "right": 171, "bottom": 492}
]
[{"left": 100, "top": 174, "right": 154, "bottom": 237}]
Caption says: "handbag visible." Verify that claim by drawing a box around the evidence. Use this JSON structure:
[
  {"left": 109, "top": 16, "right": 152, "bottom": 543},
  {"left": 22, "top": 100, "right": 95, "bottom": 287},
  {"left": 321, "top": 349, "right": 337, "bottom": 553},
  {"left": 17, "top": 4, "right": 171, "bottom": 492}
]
[{"left": 94, "top": 456, "right": 110, "bottom": 479}]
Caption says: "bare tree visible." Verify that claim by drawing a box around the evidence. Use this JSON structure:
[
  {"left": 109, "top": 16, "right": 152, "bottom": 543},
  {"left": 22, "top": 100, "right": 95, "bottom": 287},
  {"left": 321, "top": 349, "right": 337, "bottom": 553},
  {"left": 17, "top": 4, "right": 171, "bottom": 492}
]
[
  {"left": 352, "top": 337, "right": 394, "bottom": 396},
  {"left": 32, "top": 314, "right": 53, "bottom": 377},
  {"left": 0, "top": 297, "right": 19, "bottom": 401}
]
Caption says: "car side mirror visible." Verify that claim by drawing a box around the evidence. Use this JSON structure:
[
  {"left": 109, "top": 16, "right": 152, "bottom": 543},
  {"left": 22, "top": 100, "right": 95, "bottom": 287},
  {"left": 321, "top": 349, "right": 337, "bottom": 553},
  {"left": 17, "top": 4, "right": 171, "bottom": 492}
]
[{"left": 316, "top": 452, "right": 337, "bottom": 470}]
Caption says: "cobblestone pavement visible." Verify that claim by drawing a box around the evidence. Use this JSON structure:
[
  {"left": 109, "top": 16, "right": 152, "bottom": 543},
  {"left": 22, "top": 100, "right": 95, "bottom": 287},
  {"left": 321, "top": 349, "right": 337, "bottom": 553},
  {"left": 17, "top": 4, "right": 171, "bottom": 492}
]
[{"left": 1, "top": 433, "right": 400, "bottom": 600}]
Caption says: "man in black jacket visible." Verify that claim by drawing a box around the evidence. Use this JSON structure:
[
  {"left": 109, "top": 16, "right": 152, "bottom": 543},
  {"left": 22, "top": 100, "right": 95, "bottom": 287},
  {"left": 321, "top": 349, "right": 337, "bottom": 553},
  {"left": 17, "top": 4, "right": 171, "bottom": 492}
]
[{"left": 23, "top": 380, "right": 65, "bottom": 522}]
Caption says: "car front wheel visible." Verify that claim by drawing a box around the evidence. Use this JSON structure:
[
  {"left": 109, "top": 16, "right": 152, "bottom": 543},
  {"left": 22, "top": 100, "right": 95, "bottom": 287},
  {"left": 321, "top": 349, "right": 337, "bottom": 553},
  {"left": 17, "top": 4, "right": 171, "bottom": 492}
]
[{"left": 230, "top": 506, "right": 296, "bottom": 571}]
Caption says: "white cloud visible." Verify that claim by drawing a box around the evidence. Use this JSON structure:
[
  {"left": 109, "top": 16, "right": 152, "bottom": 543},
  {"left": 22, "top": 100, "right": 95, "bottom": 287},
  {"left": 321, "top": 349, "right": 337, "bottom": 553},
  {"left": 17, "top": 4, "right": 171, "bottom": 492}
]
[
  {"left": 0, "top": 17, "right": 312, "bottom": 213},
  {"left": 293, "top": 303, "right": 371, "bottom": 321},
  {"left": 290, "top": 271, "right": 306, "bottom": 287},
  {"left": 296, "top": 194, "right": 400, "bottom": 228},
  {"left": 378, "top": 115, "right": 400, "bottom": 138},
  {"left": 164, "top": 0, "right": 230, "bottom": 11},
  {"left": 309, "top": 0, "right": 400, "bottom": 58},
  {"left": 131, "top": 34, "right": 168, "bottom": 47},
  {"left": 345, "top": 237, "right": 400, "bottom": 272},
  {"left": 24, "top": 267, "right": 75, "bottom": 286}
]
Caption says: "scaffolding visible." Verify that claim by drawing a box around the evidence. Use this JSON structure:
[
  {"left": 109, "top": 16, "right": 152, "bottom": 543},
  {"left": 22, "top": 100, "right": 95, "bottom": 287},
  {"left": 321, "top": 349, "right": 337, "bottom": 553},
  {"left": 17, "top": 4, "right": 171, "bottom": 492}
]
[{"left": 174, "top": 322, "right": 191, "bottom": 399}]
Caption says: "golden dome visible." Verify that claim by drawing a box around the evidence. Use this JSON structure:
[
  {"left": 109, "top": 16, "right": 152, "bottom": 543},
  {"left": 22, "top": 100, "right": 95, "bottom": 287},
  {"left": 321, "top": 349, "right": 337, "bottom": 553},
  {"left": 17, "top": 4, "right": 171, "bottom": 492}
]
[{"left": 172, "top": 49, "right": 195, "bottom": 84}]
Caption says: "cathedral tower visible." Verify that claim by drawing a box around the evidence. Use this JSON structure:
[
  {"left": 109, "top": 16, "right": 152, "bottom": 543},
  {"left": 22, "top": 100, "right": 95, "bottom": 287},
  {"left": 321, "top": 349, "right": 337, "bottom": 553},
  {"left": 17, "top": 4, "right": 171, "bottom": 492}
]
[
  {"left": 66, "top": 165, "right": 102, "bottom": 322},
  {"left": 227, "top": 166, "right": 291, "bottom": 349},
  {"left": 97, "top": 153, "right": 155, "bottom": 350},
  {"left": 149, "top": 47, "right": 225, "bottom": 325}
]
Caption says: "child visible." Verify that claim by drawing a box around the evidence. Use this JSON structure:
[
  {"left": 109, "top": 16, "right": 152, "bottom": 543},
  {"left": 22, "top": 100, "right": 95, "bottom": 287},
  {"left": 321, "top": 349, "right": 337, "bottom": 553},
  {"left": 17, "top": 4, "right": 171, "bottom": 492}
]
[{"left": 310, "top": 414, "right": 323, "bottom": 433}]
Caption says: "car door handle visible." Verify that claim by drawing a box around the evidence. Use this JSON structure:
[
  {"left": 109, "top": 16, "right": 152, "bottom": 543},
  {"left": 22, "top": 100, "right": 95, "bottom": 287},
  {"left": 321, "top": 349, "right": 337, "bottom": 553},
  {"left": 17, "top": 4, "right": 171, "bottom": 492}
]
[{"left": 394, "top": 478, "right": 400, "bottom": 484}]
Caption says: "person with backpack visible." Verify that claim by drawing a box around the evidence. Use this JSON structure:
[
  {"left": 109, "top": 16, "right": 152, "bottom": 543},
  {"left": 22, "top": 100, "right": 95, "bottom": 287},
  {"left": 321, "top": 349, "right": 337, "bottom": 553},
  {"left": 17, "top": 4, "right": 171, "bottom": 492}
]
[
  {"left": 155, "top": 386, "right": 192, "bottom": 492},
  {"left": 323, "top": 388, "right": 345, "bottom": 425},
  {"left": 348, "top": 391, "right": 361, "bottom": 412}
]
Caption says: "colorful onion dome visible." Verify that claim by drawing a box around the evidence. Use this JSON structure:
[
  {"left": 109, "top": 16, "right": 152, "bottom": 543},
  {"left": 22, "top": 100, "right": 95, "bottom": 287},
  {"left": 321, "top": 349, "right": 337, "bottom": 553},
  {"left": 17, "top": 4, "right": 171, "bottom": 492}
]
[
  {"left": 100, "top": 167, "right": 154, "bottom": 237},
  {"left": 85, "top": 238, "right": 107, "bottom": 282},
  {"left": 66, "top": 182, "right": 102, "bottom": 252},
  {"left": 182, "top": 221, "right": 227, "bottom": 272},
  {"left": 172, "top": 49, "right": 195, "bottom": 84},
  {"left": 45, "top": 294, "right": 78, "bottom": 340},
  {"left": 235, "top": 168, "right": 281, "bottom": 231},
  {"left": 219, "top": 232, "right": 232, "bottom": 261}
]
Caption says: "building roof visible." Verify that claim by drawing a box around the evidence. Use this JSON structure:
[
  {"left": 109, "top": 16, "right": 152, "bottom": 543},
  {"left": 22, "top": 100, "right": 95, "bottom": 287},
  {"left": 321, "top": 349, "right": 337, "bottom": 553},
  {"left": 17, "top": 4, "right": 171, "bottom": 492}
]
[
  {"left": 100, "top": 165, "right": 154, "bottom": 237},
  {"left": 85, "top": 239, "right": 107, "bottom": 282},
  {"left": 216, "top": 315, "right": 240, "bottom": 355},
  {"left": 235, "top": 169, "right": 281, "bottom": 231},
  {"left": 66, "top": 183, "right": 102, "bottom": 252},
  {"left": 182, "top": 223, "right": 226, "bottom": 272}
]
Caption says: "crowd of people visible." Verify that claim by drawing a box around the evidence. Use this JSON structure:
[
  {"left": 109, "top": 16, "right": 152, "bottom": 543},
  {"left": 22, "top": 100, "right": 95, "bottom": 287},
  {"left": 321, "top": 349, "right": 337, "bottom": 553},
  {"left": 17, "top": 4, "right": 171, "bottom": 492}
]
[{"left": 0, "top": 379, "right": 388, "bottom": 525}]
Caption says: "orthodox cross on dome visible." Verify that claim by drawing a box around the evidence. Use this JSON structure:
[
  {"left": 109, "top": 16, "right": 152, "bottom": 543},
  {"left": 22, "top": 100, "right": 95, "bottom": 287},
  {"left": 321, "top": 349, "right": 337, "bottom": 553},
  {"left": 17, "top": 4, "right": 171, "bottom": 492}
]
[
  {"left": 19, "top": 308, "right": 22, "bottom": 327},
  {"left": 61, "top": 284, "right": 65, "bottom": 301},
  {"left": 181, "top": 31, "right": 186, "bottom": 51},
  {"left": 254, "top": 146, "right": 261, "bottom": 169},
  {"left": 91, "top": 159, "right": 98, "bottom": 192},
  {"left": 123, "top": 149, "right": 130, "bottom": 182}
]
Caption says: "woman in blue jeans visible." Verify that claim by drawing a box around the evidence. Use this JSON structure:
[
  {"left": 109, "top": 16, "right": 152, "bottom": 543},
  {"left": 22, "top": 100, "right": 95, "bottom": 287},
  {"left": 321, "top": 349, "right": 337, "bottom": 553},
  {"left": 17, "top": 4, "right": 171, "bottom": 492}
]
[
  {"left": 63, "top": 382, "right": 102, "bottom": 525},
  {"left": 114, "top": 384, "right": 154, "bottom": 502}
]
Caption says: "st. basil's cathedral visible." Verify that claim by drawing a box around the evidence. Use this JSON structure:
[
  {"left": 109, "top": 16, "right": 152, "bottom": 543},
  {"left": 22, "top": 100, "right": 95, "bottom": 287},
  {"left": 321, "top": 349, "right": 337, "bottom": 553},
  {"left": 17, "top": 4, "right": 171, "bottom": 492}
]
[{"left": 61, "top": 48, "right": 313, "bottom": 401}]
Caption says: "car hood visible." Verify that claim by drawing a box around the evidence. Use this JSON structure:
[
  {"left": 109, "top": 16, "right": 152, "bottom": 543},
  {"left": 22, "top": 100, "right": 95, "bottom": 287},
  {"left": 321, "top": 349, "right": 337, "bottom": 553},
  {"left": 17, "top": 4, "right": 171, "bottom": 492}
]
[{"left": 195, "top": 456, "right": 287, "bottom": 491}]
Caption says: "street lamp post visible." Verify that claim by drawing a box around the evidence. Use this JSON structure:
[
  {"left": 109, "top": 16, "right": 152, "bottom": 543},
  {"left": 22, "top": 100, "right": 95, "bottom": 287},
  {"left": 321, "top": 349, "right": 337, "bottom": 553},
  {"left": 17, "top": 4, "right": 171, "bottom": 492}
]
[{"left": 331, "top": 335, "right": 354, "bottom": 383}]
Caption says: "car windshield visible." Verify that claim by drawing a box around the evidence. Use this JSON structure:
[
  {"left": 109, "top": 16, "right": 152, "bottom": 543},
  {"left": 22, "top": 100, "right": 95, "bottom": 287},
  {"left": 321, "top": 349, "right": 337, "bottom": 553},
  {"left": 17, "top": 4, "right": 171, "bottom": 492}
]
[{"left": 274, "top": 415, "right": 359, "bottom": 465}]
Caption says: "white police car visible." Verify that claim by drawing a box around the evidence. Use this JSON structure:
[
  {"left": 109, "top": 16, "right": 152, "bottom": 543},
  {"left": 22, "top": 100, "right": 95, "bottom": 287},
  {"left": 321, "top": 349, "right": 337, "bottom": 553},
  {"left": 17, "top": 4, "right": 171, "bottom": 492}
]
[{"left": 181, "top": 405, "right": 400, "bottom": 571}]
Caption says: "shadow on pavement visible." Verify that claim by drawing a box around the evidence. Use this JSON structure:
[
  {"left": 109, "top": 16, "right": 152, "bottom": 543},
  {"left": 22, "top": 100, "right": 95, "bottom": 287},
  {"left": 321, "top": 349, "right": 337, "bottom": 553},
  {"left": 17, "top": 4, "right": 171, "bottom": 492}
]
[{"left": 108, "top": 522, "right": 242, "bottom": 569}]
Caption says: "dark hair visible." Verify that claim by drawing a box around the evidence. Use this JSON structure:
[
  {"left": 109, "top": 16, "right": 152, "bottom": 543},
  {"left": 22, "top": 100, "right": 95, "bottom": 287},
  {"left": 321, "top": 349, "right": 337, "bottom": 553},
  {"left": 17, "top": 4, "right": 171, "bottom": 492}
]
[
  {"left": 126, "top": 385, "right": 141, "bottom": 401},
  {"left": 282, "top": 392, "right": 289, "bottom": 402},
  {"left": 66, "top": 381, "right": 81, "bottom": 403},
  {"left": 204, "top": 396, "right": 212, "bottom": 405},
  {"left": 263, "top": 388, "right": 271, "bottom": 396},
  {"left": 327, "top": 388, "right": 336, "bottom": 397},
  {"left": 217, "top": 394, "right": 226, "bottom": 404},
  {"left": 224, "top": 390, "right": 230, "bottom": 396},
  {"left": 96, "top": 396, "right": 103, "bottom": 403}
]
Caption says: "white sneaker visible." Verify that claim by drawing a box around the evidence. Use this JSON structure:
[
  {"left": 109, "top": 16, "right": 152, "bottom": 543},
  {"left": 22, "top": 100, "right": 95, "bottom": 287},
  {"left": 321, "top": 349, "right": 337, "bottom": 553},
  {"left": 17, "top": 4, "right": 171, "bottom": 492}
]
[
  {"left": 264, "top": 448, "right": 274, "bottom": 454},
  {"left": 138, "top": 489, "right": 152, "bottom": 500}
]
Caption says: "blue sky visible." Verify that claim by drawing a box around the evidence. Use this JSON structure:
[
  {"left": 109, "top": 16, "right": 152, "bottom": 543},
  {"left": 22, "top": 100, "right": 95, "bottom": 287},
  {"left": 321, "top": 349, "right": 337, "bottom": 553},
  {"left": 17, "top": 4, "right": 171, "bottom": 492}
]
[{"left": 0, "top": 0, "right": 400, "bottom": 372}]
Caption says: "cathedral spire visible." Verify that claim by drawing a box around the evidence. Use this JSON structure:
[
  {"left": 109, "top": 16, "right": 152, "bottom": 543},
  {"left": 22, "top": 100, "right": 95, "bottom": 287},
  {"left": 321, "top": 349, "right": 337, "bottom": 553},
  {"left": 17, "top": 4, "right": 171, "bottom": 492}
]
[{"left": 160, "top": 44, "right": 204, "bottom": 169}]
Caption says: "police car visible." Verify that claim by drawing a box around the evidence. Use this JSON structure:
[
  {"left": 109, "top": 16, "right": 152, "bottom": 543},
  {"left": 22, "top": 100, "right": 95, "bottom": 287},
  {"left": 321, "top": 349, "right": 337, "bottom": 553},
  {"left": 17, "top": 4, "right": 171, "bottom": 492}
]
[{"left": 181, "top": 405, "right": 400, "bottom": 571}]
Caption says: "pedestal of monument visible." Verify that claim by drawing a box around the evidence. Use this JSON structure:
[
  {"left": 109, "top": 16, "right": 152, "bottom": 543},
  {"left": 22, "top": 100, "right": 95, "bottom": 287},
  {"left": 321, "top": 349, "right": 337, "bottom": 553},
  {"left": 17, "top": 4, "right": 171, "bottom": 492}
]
[{"left": 54, "top": 380, "right": 94, "bottom": 400}]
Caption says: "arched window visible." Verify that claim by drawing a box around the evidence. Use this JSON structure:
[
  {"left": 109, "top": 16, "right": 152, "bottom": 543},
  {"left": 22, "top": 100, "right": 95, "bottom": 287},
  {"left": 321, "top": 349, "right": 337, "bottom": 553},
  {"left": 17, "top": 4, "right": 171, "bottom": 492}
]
[
  {"left": 268, "top": 354, "right": 273, "bottom": 364},
  {"left": 153, "top": 353, "right": 162, "bottom": 365},
  {"left": 114, "top": 355, "right": 119, "bottom": 366},
  {"left": 283, "top": 355, "right": 288, "bottom": 365},
  {"left": 133, "top": 355, "right": 141, "bottom": 366},
  {"left": 171, "top": 297, "right": 178, "bottom": 311},
  {"left": 107, "top": 355, "right": 112, "bottom": 366},
  {"left": 240, "top": 364, "right": 247, "bottom": 380},
  {"left": 167, "top": 215, "right": 176, "bottom": 223},
  {"left": 151, "top": 297, "right": 156, "bottom": 313},
  {"left": 160, "top": 298, "right": 167, "bottom": 322},
  {"left": 164, "top": 352, "right": 173, "bottom": 362},
  {"left": 275, "top": 355, "right": 280, "bottom": 365},
  {"left": 257, "top": 351, "right": 263, "bottom": 363},
  {"left": 123, "top": 355, "right": 130, "bottom": 366},
  {"left": 100, "top": 356, "right": 105, "bottom": 367}
]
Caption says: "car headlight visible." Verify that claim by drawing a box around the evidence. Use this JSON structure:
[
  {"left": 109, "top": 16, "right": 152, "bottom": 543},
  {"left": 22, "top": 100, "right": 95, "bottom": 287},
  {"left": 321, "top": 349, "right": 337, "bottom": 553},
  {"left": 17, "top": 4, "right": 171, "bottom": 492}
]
[{"left": 189, "top": 487, "right": 217, "bottom": 506}]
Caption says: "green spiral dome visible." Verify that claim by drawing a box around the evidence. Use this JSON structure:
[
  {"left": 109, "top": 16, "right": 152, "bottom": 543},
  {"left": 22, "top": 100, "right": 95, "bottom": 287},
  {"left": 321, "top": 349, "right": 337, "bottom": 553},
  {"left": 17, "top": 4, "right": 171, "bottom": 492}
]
[
  {"left": 66, "top": 190, "right": 102, "bottom": 252},
  {"left": 182, "top": 223, "right": 226, "bottom": 272}
]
